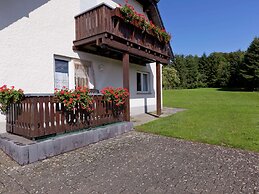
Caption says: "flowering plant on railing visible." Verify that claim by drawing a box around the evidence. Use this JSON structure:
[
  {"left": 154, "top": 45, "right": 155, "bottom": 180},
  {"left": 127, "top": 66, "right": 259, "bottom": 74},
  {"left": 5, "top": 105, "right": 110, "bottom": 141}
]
[
  {"left": 55, "top": 87, "right": 94, "bottom": 112},
  {"left": 101, "top": 87, "right": 129, "bottom": 110},
  {"left": 118, "top": 1, "right": 171, "bottom": 43},
  {"left": 0, "top": 85, "right": 24, "bottom": 114}
]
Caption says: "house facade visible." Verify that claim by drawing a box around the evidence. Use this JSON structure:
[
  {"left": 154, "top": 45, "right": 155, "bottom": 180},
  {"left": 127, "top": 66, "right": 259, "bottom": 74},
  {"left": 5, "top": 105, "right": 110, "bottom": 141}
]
[{"left": 0, "top": 0, "right": 172, "bottom": 127}]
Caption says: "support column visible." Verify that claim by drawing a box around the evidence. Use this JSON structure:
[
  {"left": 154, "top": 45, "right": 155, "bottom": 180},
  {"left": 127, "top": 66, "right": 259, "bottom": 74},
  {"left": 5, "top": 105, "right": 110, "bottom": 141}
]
[
  {"left": 156, "top": 62, "right": 162, "bottom": 116},
  {"left": 123, "top": 53, "right": 130, "bottom": 121}
]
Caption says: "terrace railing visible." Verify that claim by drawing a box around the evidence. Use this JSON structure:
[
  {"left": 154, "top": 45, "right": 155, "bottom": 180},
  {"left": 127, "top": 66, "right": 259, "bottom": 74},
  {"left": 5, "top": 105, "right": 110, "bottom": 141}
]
[{"left": 6, "top": 94, "right": 128, "bottom": 139}]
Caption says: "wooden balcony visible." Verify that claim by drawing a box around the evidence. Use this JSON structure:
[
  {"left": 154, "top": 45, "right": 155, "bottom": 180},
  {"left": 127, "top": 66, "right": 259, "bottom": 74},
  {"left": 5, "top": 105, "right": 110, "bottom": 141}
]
[{"left": 73, "top": 4, "right": 171, "bottom": 65}]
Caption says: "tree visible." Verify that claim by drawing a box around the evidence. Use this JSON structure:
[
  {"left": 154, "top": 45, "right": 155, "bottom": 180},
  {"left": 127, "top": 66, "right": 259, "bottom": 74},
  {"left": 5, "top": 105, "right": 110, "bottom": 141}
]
[
  {"left": 206, "top": 53, "right": 221, "bottom": 87},
  {"left": 172, "top": 55, "right": 188, "bottom": 88},
  {"left": 226, "top": 51, "right": 245, "bottom": 88},
  {"left": 206, "top": 52, "right": 231, "bottom": 87},
  {"left": 185, "top": 55, "right": 200, "bottom": 88},
  {"left": 240, "top": 37, "right": 259, "bottom": 90},
  {"left": 162, "top": 66, "right": 180, "bottom": 89},
  {"left": 198, "top": 53, "right": 209, "bottom": 87}
]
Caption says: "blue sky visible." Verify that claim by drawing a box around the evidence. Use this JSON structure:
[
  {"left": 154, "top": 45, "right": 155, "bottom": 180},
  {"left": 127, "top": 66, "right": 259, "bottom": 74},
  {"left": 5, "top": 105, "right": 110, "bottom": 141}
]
[{"left": 158, "top": 0, "right": 259, "bottom": 56}]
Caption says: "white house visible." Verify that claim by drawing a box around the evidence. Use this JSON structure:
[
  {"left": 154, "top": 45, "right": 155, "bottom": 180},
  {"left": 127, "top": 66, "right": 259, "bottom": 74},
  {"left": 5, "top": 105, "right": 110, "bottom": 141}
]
[{"left": 0, "top": 0, "right": 172, "bottom": 129}]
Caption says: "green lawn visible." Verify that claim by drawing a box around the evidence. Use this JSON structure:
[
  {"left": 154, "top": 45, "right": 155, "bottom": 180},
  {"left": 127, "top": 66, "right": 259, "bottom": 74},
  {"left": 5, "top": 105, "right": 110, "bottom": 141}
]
[{"left": 136, "top": 88, "right": 259, "bottom": 152}]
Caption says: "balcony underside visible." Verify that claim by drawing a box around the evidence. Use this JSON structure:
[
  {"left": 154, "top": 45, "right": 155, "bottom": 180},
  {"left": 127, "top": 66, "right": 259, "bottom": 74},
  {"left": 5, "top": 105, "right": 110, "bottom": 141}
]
[{"left": 74, "top": 32, "right": 170, "bottom": 65}]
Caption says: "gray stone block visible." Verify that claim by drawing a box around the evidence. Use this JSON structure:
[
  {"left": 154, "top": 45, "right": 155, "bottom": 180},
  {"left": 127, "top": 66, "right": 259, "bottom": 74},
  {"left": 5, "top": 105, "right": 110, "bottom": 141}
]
[
  {"left": 17, "top": 145, "right": 29, "bottom": 165},
  {"left": 105, "top": 128, "right": 112, "bottom": 139},
  {"left": 60, "top": 135, "right": 75, "bottom": 153},
  {"left": 83, "top": 130, "right": 95, "bottom": 146},
  {"left": 71, "top": 133, "right": 85, "bottom": 149},
  {"left": 0, "top": 122, "right": 133, "bottom": 165},
  {"left": 3, "top": 139, "right": 11, "bottom": 155},
  {"left": 45, "top": 141, "right": 55, "bottom": 157},
  {"left": 126, "top": 122, "right": 133, "bottom": 132},
  {"left": 109, "top": 126, "right": 116, "bottom": 138},
  {"left": 37, "top": 140, "right": 55, "bottom": 160},
  {"left": 113, "top": 125, "right": 119, "bottom": 136},
  {"left": 8, "top": 143, "right": 29, "bottom": 165},
  {"left": 37, "top": 143, "right": 47, "bottom": 160},
  {"left": 116, "top": 125, "right": 123, "bottom": 135},
  {"left": 52, "top": 138, "right": 62, "bottom": 156},
  {"left": 28, "top": 143, "right": 38, "bottom": 163},
  {"left": 92, "top": 130, "right": 99, "bottom": 143},
  {"left": 98, "top": 128, "right": 107, "bottom": 141},
  {"left": 122, "top": 124, "right": 126, "bottom": 133}
]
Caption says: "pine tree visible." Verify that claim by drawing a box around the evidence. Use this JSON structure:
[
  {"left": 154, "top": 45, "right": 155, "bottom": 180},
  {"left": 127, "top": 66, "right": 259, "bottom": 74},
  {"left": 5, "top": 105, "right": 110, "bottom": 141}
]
[{"left": 240, "top": 37, "right": 259, "bottom": 90}]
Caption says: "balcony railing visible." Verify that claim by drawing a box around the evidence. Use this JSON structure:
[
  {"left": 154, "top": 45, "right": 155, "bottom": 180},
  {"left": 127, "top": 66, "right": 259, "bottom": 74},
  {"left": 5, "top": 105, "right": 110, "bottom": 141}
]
[
  {"left": 74, "top": 4, "right": 170, "bottom": 64},
  {"left": 6, "top": 94, "right": 128, "bottom": 139}
]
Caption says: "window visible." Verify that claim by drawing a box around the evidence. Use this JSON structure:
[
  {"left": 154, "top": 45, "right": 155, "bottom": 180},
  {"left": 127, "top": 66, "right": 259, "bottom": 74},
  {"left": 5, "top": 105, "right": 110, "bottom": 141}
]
[
  {"left": 137, "top": 72, "right": 150, "bottom": 93},
  {"left": 74, "top": 59, "right": 90, "bottom": 88},
  {"left": 54, "top": 59, "right": 69, "bottom": 90}
]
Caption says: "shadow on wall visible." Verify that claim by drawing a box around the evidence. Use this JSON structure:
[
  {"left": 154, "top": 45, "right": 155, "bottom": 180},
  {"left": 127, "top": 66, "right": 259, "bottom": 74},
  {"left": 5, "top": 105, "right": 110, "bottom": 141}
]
[
  {"left": 0, "top": 0, "right": 50, "bottom": 30},
  {"left": 76, "top": 50, "right": 156, "bottom": 113},
  {"left": 130, "top": 64, "right": 156, "bottom": 113}
]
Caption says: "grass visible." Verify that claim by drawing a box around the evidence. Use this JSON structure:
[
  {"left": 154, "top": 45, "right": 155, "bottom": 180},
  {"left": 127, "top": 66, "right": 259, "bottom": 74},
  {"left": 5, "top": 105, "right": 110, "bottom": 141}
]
[{"left": 136, "top": 88, "right": 259, "bottom": 152}]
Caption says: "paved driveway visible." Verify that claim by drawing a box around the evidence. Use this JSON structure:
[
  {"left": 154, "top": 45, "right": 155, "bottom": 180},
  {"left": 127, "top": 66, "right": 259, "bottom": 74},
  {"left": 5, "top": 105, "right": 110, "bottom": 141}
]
[{"left": 0, "top": 131, "right": 258, "bottom": 194}]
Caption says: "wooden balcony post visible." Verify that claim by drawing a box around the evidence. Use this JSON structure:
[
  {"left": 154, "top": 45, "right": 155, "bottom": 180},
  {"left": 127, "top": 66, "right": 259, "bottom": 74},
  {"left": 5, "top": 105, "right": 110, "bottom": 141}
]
[
  {"left": 123, "top": 53, "right": 130, "bottom": 121},
  {"left": 156, "top": 62, "right": 162, "bottom": 116}
]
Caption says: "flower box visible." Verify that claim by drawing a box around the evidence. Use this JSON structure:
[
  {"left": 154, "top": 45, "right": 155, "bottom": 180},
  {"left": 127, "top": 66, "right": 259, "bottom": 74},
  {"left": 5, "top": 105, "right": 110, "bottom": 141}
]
[{"left": 111, "top": 5, "right": 171, "bottom": 44}]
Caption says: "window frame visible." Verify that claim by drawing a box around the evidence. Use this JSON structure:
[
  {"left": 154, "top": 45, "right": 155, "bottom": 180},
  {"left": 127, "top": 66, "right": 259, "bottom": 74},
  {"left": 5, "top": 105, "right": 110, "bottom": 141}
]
[
  {"left": 54, "top": 57, "right": 70, "bottom": 90},
  {"left": 136, "top": 71, "right": 150, "bottom": 94}
]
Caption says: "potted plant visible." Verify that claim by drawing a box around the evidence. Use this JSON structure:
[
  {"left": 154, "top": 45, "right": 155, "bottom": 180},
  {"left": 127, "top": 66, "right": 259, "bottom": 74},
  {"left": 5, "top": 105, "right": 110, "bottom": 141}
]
[
  {"left": 113, "top": 1, "right": 172, "bottom": 43},
  {"left": 101, "top": 87, "right": 130, "bottom": 115},
  {"left": 0, "top": 85, "right": 24, "bottom": 114}
]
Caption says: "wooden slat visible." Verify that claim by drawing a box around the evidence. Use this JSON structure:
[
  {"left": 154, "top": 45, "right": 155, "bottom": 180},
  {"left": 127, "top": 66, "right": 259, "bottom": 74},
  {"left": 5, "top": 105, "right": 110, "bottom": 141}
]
[{"left": 50, "top": 98, "right": 55, "bottom": 133}]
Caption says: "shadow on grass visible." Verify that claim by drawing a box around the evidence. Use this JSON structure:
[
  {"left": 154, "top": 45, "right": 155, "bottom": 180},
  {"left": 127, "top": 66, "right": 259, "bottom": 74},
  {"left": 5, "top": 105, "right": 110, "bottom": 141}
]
[{"left": 217, "top": 88, "right": 253, "bottom": 92}]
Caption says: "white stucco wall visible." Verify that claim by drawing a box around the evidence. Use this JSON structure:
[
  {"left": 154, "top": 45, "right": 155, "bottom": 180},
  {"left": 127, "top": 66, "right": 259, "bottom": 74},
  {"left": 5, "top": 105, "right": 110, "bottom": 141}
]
[
  {"left": 80, "top": 0, "right": 146, "bottom": 17},
  {"left": 0, "top": 0, "right": 160, "bottom": 125}
]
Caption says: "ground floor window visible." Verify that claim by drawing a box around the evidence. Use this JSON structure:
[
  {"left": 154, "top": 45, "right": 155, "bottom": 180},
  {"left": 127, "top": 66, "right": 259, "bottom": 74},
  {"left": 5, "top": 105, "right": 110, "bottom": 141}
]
[
  {"left": 74, "top": 59, "right": 90, "bottom": 88},
  {"left": 54, "top": 59, "right": 69, "bottom": 89},
  {"left": 137, "top": 72, "right": 150, "bottom": 93}
]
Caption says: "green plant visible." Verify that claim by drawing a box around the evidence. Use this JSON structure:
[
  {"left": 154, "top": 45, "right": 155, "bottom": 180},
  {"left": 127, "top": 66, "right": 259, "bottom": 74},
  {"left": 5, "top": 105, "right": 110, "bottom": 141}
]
[
  {"left": 119, "top": 2, "right": 171, "bottom": 43},
  {"left": 0, "top": 85, "right": 24, "bottom": 114},
  {"left": 120, "top": 2, "right": 135, "bottom": 23},
  {"left": 160, "top": 29, "right": 171, "bottom": 43},
  {"left": 55, "top": 87, "right": 94, "bottom": 112},
  {"left": 139, "top": 17, "right": 150, "bottom": 33},
  {"left": 101, "top": 87, "right": 129, "bottom": 110}
]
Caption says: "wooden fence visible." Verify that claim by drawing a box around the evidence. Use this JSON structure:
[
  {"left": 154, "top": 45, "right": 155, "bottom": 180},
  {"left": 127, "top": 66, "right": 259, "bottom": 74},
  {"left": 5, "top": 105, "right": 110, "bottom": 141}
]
[{"left": 6, "top": 94, "right": 128, "bottom": 139}]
